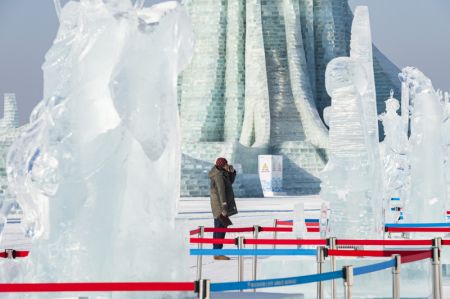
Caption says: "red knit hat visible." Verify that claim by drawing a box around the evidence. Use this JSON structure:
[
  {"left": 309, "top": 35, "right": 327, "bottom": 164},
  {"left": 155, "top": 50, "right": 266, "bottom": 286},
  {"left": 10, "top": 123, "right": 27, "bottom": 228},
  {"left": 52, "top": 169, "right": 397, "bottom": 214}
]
[{"left": 215, "top": 157, "right": 228, "bottom": 168}]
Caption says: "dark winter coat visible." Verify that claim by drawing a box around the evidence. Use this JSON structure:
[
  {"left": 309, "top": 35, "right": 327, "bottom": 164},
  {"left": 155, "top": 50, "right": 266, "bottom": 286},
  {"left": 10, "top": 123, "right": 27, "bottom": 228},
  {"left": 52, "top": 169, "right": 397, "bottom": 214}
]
[{"left": 208, "top": 166, "right": 238, "bottom": 219}]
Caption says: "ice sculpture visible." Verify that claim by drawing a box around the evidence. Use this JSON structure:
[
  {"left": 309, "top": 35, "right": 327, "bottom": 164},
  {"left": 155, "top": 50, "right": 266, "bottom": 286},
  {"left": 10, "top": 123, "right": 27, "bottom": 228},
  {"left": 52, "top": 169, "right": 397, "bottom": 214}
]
[
  {"left": 444, "top": 91, "right": 450, "bottom": 213},
  {"left": 379, "top": 91, "right": 409, "bottom": 223},
  {"left": 399, "top": 67, "right": 446, "bottom": 223},
  {"left": 5, "top": 1, "right": 194, "bottom": 298},
  {"left": 320, "top": 6, "right": 382, "bottom": 238},
  {"left": 349, "top": 6, "right": 383, "bottom": 234},
  {"left": 320, "top": 57, "right": 379, "bottom": 238}
]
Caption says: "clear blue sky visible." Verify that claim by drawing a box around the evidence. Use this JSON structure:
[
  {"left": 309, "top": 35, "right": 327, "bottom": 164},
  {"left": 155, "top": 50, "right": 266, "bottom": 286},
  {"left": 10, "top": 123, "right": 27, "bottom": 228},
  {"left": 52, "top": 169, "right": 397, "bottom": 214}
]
[{"left": 0, "top": 0, "right": 449, "bottom": 124}]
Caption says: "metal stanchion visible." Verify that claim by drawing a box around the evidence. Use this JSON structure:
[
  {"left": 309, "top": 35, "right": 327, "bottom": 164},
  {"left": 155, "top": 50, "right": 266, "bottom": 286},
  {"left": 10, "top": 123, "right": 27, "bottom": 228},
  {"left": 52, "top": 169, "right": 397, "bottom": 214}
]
[
  {"left": 392, "top": 254, "right": 401, "bottom": 299},
  {"left": 432, "top": 240, "right": 443, "bottom": 299},
  {"left": 316, "top": 246, "right": 325, "bottom": 299},
  {"left": 328, "top": 237, "right": 337, "bottom": 299},
  {"left": 237, "top": 236, "right": 245, "bottom": 290},
  {"left": 196, "top": 226, "right": 205, "bottom": 280},
  {"left": 252, "top": 225, "right": 260, "bottom": 292},
  {"left": 197, "top": 279, "right": 211, "bottom": 299},
  {"left": 273, "top": 219, "right": 278, "bottom": 249},
  {"left": 343, "top": 265, "right": 353, "bottom": 299}
]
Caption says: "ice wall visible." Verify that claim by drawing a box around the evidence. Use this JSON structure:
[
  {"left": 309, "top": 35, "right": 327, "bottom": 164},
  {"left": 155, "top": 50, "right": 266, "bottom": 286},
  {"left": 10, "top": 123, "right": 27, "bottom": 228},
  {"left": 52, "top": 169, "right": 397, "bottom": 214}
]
[
  {"left": 400, "top": 67, "right": 447, "bottom": 223},
  {"left": 5, "top": 1, "right": 194, "bottom": 298}
]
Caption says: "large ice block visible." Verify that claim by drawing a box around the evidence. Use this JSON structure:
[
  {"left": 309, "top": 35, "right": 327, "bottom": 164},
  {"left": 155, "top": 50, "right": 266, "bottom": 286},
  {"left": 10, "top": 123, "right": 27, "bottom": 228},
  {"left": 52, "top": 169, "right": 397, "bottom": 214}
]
[
  {"left": 5, "top": 1, "right": 194, "bottom": 298},
  {"left": 399, "top": 67, "right": 447, "bottom": 223}
]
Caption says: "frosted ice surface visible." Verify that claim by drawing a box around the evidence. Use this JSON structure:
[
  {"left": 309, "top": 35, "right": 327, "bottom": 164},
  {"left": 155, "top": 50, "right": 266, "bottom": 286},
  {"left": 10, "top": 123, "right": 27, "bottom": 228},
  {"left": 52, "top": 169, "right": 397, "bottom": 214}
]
[
  {"left": 5, "top": 1, "right": 194, "bottom": 298},
  {"left": 399, "top": 67, "right": 446, "bottom": 223},
  {"left": 320, "top": 57, "right": 379, "bottom": 238},
  {"left": 379, "top": 91, "right": 409, "bottom": 223}
]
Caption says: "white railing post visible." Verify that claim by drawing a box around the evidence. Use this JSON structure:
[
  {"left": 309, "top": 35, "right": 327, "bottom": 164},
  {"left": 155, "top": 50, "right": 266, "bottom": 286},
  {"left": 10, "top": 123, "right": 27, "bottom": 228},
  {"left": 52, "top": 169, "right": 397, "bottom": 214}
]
[
  {"left": 432, "top": 238, "right": 443, "bottom": 299},
  {"left": 343, "top": 265, "right": 353, "bottom": 299},
  {"left": 196, "top": 226, "right": 205, "bottom": 280},
  {"left": 328, "top": 237, "right": 337, "bottom": 299},
  {"left": 316, "top": 246, "right": 325, "bottom": 299},
  {"left": 237, "top": 236, "right": 245, "bottom": 289},
  {"left": 197, "top": 279, "right": 211, "bottom": 299},
  {"left": 392, "top": 254, "right": 401, "bottom": 299},
  {"left": 252, "top": 225, "right": 260, "bottom": 292}
]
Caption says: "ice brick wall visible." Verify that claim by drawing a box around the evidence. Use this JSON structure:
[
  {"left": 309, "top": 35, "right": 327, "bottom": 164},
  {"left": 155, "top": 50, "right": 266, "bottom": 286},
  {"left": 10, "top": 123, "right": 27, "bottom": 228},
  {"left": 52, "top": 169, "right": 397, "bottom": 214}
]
[
  {"left": 179, "top": 0, "right": 227, "bottom": 142},
  {"left": 178, "top": 0, "right": 401, "bottom": 197},
  {"left": 223, "top": 0, "right": 246, "bottom": 141}
]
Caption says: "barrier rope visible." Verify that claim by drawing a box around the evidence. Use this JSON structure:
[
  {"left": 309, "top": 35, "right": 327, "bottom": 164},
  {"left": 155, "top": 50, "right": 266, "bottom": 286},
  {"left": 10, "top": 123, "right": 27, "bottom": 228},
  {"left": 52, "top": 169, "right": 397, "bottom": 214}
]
[
  {"left": 190, "top": 238, "right": 326, "bottom": 246},
  {"left": 327, "top": 249, "right": 431, "bottom": 258},
  {"left": 275, "top": 220, "right": 293, "bottom": 226},
  {"left": 211, "top": 270, "right": 343, "bottom": 292},
  {"left": 204, "top": 227, "right": 255, "bottom": 233},
  {"left": 335, "top": 239, "right": 433, "bottom": 246},
  {"left": 190, "top": 237, "right": 439, "bottom": 247},
  {"left": 245, "top": 238, "right": 326, "bottom": 246},
  {"left": 260, "top": 227, "right": 292, "bottom": 232},
  {"left": 385, "top": 227, "right": 450, "bottom": 233},
  {"left": 0, "top": 282, "right": 195, "bottom": 293},
  {"left": 190, "top": 238, "right": 236, "bottom": 245},
  {"left": 210, "top": 258, "right": 395, "bottom": 292},
  {"left": 353, "top": 259, "right": 396, "bottom": 276},
  {"left": 0, "top": 250, "right": 29, "bottom": 259},
  {"left": 402, "top": 251, "right": 433, "bottom": 264},
  {"left": 189, "top": 228, "right": 201, "bottom": 236},
  {"left": 190, "top": 249, "right": 317, "bottom": 256},
  {"left": 385, "top": 223, "right": 450, "bottom": 228}
]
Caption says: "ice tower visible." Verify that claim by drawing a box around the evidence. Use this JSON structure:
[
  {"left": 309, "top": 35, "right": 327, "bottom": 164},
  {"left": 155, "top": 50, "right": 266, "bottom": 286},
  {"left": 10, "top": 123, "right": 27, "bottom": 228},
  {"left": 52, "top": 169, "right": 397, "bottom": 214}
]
[{"left": 179, "top": 0, "right": 401, "bottom": 197}]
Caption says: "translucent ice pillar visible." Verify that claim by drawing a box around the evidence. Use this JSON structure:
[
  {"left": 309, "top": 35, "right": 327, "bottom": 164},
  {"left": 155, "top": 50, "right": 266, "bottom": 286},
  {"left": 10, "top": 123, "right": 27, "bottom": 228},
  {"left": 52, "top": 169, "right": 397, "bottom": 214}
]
[
  {"left": 6, "top": 2, "right": 194, "bottom": 298},
  {"left": 350, "top": 5, "right": 383, "bottom": 234},
  {"left": 320, "top": 57, "right": 379, "bottom": 238},
  {"left": 399, "top": 67, "right": 446, "bottom": 223}
]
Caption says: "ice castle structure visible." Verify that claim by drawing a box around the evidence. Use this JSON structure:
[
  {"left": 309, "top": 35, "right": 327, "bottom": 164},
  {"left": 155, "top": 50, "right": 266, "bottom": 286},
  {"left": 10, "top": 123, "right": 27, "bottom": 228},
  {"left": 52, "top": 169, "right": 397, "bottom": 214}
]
[
  {"left": 5, "top": 1, "right": 194, "bottom": 298},
  {"left": 178, "top": 0, "right": 401, "bottom": 197}
]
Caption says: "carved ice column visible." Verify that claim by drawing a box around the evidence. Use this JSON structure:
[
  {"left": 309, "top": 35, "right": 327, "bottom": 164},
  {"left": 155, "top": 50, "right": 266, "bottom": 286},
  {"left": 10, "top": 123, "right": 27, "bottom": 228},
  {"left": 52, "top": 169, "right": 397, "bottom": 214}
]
[
  {"left": 350, "top": 6, "right": 383, "bottom": 232},
  {"left": 223, "top": 0, "right": 245, "bottom": 141},
  {"left": 239, "top": 0, "right": 270, "bottom": 147},
  {"left": 283, "top": 0, "right": 328, "bottom": 149}
]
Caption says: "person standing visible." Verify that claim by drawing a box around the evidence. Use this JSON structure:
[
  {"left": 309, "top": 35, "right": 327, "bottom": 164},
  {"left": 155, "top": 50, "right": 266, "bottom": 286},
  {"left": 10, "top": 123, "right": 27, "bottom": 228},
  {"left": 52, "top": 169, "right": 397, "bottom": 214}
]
[{"left": 208, "top": 157, "right": 238, "bottom": 260}]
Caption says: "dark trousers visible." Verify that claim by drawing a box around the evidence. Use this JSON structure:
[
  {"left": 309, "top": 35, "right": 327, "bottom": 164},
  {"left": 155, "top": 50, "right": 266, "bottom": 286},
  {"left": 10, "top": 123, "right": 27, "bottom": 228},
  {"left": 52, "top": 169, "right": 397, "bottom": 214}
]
[{"left": 213, "top": 218, "right": 226, "bottom": 249}]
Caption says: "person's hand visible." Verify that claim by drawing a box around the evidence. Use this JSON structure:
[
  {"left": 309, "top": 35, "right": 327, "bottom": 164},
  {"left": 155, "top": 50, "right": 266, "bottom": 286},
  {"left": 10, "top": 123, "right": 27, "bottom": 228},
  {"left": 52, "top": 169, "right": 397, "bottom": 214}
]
[{"left": 221, "top": 210, "right": 227, "bottom": 217}]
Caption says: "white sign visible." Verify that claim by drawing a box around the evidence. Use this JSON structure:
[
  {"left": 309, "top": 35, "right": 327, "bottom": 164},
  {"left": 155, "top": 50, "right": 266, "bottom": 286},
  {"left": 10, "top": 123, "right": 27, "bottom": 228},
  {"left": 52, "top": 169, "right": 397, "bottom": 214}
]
[{"left": 258, "top": 155, "right": 285, "bottom": 197}]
